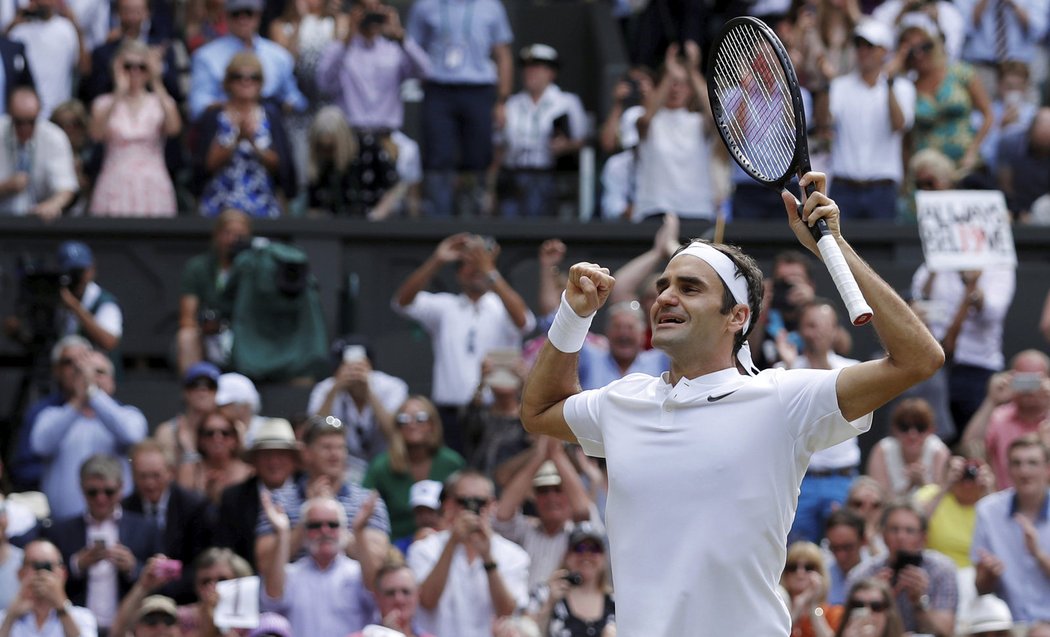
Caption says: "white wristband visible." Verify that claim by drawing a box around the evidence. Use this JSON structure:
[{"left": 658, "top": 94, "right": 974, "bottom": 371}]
[{"left": 547, "top": 292, "right": 594, "bottom": 353}]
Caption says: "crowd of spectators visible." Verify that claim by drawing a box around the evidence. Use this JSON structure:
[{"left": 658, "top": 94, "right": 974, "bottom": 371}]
[
  {"left": 1, "top": 0, "right": 1050, "bottom": 636},
  {"left": 0, "top": 0, "right": 1044, "bottom": 220}
]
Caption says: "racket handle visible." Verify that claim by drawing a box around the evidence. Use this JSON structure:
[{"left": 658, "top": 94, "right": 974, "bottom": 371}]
[{"left": 815, "top": 229, "right": 874, "bottom": 326}]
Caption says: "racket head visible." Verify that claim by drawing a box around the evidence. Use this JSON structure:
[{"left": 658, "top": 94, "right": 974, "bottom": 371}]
[{"left": 706, "top": 16, "right": 811, "bottom": 190}]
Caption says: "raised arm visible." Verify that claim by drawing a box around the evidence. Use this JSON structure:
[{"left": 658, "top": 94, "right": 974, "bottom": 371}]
[
  {"left": 610, "top": 212, "right": 679, "bottom": 304},
  {"left": 781, "top": 173, "right": 944, "bottom": 421},
  {"left": 521, "top": 263, "right": 615, "bottom": 442},
  {"left": 462, "top": 238, "right": 531, "bottom": 330},
  {"left": 394, "top": 233, "right": 470, "bottom": 308},
  {"left": 260, "top": 491, "right": 290, "bottom": 601},
  {"left": 495, "top": 442, "right": 548, "bottom": 522}
]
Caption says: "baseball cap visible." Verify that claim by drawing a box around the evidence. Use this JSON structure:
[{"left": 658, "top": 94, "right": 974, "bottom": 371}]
[
  {"left": 961, "top": 595, "right": 1013, "bottom": 634},
  {"left": 135, "top": 595, "right": 177, "bottom": 624},
  {"left": 225, "top": 0, "right": 263, "bottom": 13},
  {"left": 57, "top": 241, "right": 94, "bottom": 272},
  {"left": 409, "top": 480, "right": 443, "bottom": 510},
  {"left": 519, "top": 43, "right": 559, "bottom": 68},
  {"left": 183, "top": 362, "right": 221, "bottom": 387},
  {"left": 854, "top": 19, "right": 893, "bottom": 49},
  {"left": 532, "top": 460, "right": 562, "bottom": 488},
  {"left": 568, "top": 522, "right": 605, "bottom": 548},
  {"left": 216, "top": 373, "right": 261, "bottom": 413}
]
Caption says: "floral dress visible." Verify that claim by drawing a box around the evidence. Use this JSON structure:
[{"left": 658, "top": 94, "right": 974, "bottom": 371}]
[
  {"left": 913, "top": 62, "right": 978, "bottom": 163},
  {"left": 200, "top": 107, "right": 281, "bottom": 218},
  {"left": 89, "top": 93, "right": 176, "bottom": 217}
]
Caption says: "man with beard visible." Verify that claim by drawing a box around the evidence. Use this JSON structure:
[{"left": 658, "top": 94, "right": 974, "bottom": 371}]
[
  {"left": 260, "top": 495, "right": 373, "bottom": 637},
  {"left": 393, "top": 232, "right": 535, "bottom": 453}
]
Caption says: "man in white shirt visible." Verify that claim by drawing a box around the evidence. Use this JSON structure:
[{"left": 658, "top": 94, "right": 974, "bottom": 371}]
[
  {"left": 0, "top": 540, "right": 97, "bottom": 637},
  {"left": 407, "top": 470, "right": 529, "bottom": 637},
  {"left": 6, "top": 0, "right": 80, "bottom": 118},
  {"left": 0, "top": 87, "right": 76, "bottom": 218},
  {"left": 827, "top": 19, "right": 915, "bottom": 221},
  {"left": 521, "top": 171, "right": 945, "bottom": 636},
  {"left": 308, "top": 338, "right": 409, "bottom": 481},
  {"left": 498, "top": 43, "right": 587, "bottom": 218},
  {"left": 393, "top": 233, "right": 535, "bottom": 453}
]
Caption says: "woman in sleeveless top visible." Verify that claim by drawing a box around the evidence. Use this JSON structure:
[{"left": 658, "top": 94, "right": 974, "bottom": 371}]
[
  {"left": 529, "top": 526, "right": 615, "bottom": 637},
  {"left": 866, "top": 398, "right": 950, "bottom": 497}
]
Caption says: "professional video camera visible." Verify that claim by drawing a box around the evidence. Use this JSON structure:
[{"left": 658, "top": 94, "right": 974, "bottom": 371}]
[{"left": 8, "top": 253, "right": 84, "bottom": 349}]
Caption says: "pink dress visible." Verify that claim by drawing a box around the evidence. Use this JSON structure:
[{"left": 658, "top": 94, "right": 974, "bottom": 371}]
[{"left": 89, "top": 93, "right": 177, "bottom": 216}]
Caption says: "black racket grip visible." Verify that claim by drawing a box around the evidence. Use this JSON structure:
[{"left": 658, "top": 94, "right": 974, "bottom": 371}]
[{"left": 799, "top": 180, "right": 826, "bottom": 242}]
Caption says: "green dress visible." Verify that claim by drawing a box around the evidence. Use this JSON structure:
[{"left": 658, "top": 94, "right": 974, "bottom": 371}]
[
  {"left": 363, "top": 446, "right": 466, "bottom": 540},
  {"left": 913, "top": 62, "right": 978, "bottom": 163}
]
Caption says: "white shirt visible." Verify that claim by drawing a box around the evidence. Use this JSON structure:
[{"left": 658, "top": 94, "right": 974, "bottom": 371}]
[
  {"left": 791, "top": 353, "right": 862, "bottom": 471},
  {"left": 64, "top": 0, "right": 109, "bottom": 52},
  {"left": 0, "top": 117, "right": 78, "bottom": 215},
  {"left": 829, "top": 73, "right": 915, "bottom": 182},
  {"left": 407, "top": 529, "right": 530, "bottom": 637},
  {"left": 910, "top": 264, "right": 1015, "bottom": 371},
  {"left": 393, "top": 291, "right": 535, "bottom": 406},
  {"left": 493, "top": 503, "right": 605, "bottom": 590},
  {"left": 563, "top": 367, "right": 871, "bottom": 636},
  {"left": 83, "top": 514, "right": 120, "bottom": 628},
  {"left": 0, "top": 606, "right": 98, "bottom": 637},
  {"left": 502, "top": 84, "right": 587, "bottom": 170},
  {"left": 634, "top": 108, "right": 714, "bottom": 220},
  {"left": 8, "top": 16, "right": 79, "bottom": 118}
]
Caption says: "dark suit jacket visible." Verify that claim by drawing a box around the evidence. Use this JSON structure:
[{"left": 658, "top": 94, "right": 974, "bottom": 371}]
[
  {"left": 215, "top": 475, "right": 261, "bottom": 570},
  {"left": 0, "top": 36, "right": 34, "bottom": 105},
  {"left": 43, "top": 511, "right": 162, "bottom": 608}
]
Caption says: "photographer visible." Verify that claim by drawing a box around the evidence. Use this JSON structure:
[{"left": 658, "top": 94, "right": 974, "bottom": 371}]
[
  {"left": 0, "top": 540, "right": 96, "bottom": 637},
  {"left": 176, "top": 209, "right": 252, "bottom": 375},
  {"left": 914, "top": 456, "right": 994, "bottom": 568},
  {"left": 846, "top": 502, "right": 958, "bottom": 637},
  {"left": 52, "top": 241, "right": 122, "bottom": 358},
  {"left": 527, "top": 526, "right": 615, "bottom": 637}
]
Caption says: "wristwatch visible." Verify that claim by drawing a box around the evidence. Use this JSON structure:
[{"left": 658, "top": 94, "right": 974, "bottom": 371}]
[
  {"left": 56, "top": 600, "right": 73, "bottom": 616},
  {"left": 917, "top": 594, "right": 931, "bottom": 611},
  {"left": 483, "top": 561, "right": 498, "bottom": 571}
]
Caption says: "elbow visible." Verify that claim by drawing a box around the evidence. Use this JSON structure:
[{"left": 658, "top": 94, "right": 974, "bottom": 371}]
[
  {"left": 418, "top": 590, "right": 439, "bottom": 610},
  {"left": 908, "top": 343, "right": 946, "bottom": 384}
]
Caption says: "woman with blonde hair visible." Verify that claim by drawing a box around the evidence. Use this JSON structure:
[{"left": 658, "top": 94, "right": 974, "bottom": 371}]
[
  {"left": 89, "top": 39, "right": 181, "bottom": 216},
  {"left": 835, "top": 578, "right": 904, "bottom": 637},
  {"left": 305, "top": 105, "right": 356, "bottom": 215},
  {"left": 866, "top": 397, "right": 950, "bottom": 497},
  {"left": 781, "top": 541, "right": 843, "bottom": 637},
  {"left": 362, "top": 395, "right": 465, "bottom": 543},
  {"left": 528, "top": 526, "right": 616, "bottom": 637}
]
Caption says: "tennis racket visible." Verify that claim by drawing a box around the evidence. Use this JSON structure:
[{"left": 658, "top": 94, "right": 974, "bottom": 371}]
[{"left": 706, "top": 16, "right": 873, "bottom": 326}]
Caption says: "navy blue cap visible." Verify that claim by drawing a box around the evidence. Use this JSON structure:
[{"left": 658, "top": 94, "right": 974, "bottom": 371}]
[
  {"left": 183, "top": 361, "right": 221, "bottom": 386},
  {"left": 57, "top": 241, "right": 94, "bottom": 272}
]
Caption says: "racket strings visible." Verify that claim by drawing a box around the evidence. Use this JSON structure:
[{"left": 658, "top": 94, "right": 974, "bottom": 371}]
[{"left": 711, "top": 24, "right": 798, "bottom": 182}]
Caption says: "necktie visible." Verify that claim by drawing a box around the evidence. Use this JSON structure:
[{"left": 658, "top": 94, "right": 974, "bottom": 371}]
[{"left": 995, "top": 0, "right": 1009, "bottom": 62}]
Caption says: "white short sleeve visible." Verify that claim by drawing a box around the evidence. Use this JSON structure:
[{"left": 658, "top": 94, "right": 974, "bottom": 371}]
[
  {"left": 563, "top": 387, "right": 608, "bottom": 457},
  {"left": 391, "top": 290, "right": 448, "bottom": 333},
  {"left": 94, "top": 301, "right": 123, "bottom": 338},
  {"left": 773, "top": 367, "right": 871, "bottom": 452}
]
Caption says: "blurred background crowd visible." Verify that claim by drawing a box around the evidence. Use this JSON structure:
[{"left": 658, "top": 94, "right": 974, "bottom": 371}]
[{"left": 0, "top": 0, "right": 1049, "bottom": 636}]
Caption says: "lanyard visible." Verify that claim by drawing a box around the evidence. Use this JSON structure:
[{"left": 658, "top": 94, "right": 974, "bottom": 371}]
[{"left": 439, "top": 0, "right": 475, "bottom": 42}]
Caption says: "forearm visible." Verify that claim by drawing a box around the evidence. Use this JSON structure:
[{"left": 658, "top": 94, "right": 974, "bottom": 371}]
[
  {"left": 262, "top": 529, "right": 289, "bottom": 599},
  {"left": 538, "top": 267, "right": 564, "bottom": 317},
  {"left": 486, "top": 568, "right": 518, "bottom": 617},
  {"left": 256, "top": 146, "right": 280, "bottom": 174},
  {"left": 496, "top": 453, "right": 544, "bottom": 521},
  {"left": 521, "top": 342, "right": 582, "bottom": 442},
  {"left": 205, "top": 141, "right": 236, "bottom": 173},
  {"left": 493, "top": 45, "right": 513, "bottom": 102},
  {"left": 92, "top": 393, "right": 147, "bottom": 444},
  {"left": 610, "top": 248, "right": 661, "bottom": 303},
  {"left": 58, "top": 611, "right": 80, "bottom": 637},
  {"left": 489, "top": 274, "right": 530, "bottom": 330},
  {"left": 915, "top": 608, "right": 953, "bottom": 637},
  {"left": 960, "top": 401, "right": 995, "bottom": 458},
  {"left": 112, "top": 580, "right": 151, "bottom": 637},
  {"left": 598, "top": 103, "right": 625, "bottom": 154},
  {"left": 395, "top": 256, "right": 442, "bottom": 307},
  {"left": 551, "top": 451, "right": 591, "bottom": 520},
  {"left": 887, "top": 83, "right": 906, "bottom": 132},
  {"left": 159, "top": 93, "right": 182, "bottom": 138},
  {"left": 418, "top": 540, "right": 456, "bottom": 609},
  {"left": 70, "top": 305, "right": 118, "bottom": 351},
  {"left": 315, "top": 386, "right": 341, "bottom": 417}
]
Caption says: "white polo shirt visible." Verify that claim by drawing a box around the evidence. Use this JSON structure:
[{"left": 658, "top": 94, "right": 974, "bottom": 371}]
[
  {"left": 394, "top": 291, "right": 535, "bottom": 406},
  {"left": 634, "top": 107, "right": 715, "bottom": 221},
  {"left": 564, "top": 366, "right": 871, "bottom": 637}
]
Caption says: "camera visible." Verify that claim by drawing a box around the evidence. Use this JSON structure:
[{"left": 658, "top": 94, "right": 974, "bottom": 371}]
[
  {"left": 562, "top": 572, "right": 582, "bottom": 586},
  {"left": 31, "top": 561, "right": 53, "bottom": 571},
  {"left": 771, "top": 279, "right": 794, "bottom": 311},
  {"left": 459, "top": 496, "right": 486, "bottom": 514},
  {"left": 362, "top": 11, "right": 387, "bottom": 28},
  {"left": 892, "top": 550, "right": 923, "bottom": 572},
  {"left": 1011, "top": 372, "right": 1042, "bottom": 393},
  {"left": 961, "top": 462, "right": 980, "bottom": 481}
]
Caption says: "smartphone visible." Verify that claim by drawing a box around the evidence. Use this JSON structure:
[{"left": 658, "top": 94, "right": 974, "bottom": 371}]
[
  {"left": 893, "top": 550, "right": 923, "bottom": 572},
  {"left": 1011, "top": 372, "right": 1041, "bottom": 393},
  {"left": 343, "top": 345, "right": 366, "bottom": 364},
  {"left": 155, "top": 558, "right": 183, "bottom": 579}
]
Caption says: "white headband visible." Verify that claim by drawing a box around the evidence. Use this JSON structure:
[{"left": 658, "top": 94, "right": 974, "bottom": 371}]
[{"left": 672, "top": 241, "right": 760, "bottom": 375}]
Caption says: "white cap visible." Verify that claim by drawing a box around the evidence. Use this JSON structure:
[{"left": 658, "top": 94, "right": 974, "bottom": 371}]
[
  {"left": 961, "top": 595, "right": 1013, "bottom": 634},
  {"left": 215, "top": 373, "right": 261, "bottom": 413},
  {"left": 854, "top": 19, "right": 893, "bottom": 49},
  {"left": 409, "top": 480, "right": 443, "bottom": 510},
  {"left": 897, "top": 12, "right": 941, "bottom": 42}
]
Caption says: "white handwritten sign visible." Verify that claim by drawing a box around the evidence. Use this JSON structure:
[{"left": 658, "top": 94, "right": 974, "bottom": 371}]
[
  {"left": 214, "top": 576, "right": 260, "bottom": 630},
  {"left": 916, "top": 190, "right": 1016, "bottom": 271}
]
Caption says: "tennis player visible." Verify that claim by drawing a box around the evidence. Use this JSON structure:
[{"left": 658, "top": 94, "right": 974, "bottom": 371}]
[{"left": 521, "top": 172, "right": 944, "bottom": 636}]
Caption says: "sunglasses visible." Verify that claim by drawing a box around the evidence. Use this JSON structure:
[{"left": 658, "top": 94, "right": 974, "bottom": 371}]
[
  {"left": 848, "top": 498, "right": 883, "bottom": 509},
  {"left": 535, "top": 486, "right": 562, "bottom": 496},
  {"left": 396, "top": 411, "right": 430, "bottom": 426},
  {"left": 304, "top": 520, "right": 340, "bottom": 531},
  {"left": 201, "top": 428, "right": 235, "bottom": 439},
  {"left": 853, "top": 37, "right": 875, "bottom": 49},
  {"left": 915, "top": 177, "right": 938, "bottom": 190},
  {"left": 894, "top": 421, "right": 929, "bottom": 434},
  {"left": 140, "top": 614, "right": 177, "bottom": 627},
  {"left": 455, "top": 496, "right": 488, "bottom": 512},
  {"left": 31, "top": 560, "right": 58, "bottom": 571},
  {"left": 196, "top": 576, "right": 231, "bottom": 587},
  {"left": 571, "top": 542, "right": 603, "bottom": 555},
  {"left": 229, "top": 8, "right": 257, "bottom": 18},
  {"left": 123, "top": 61, "right": 148, "bottom": 72},
  {"left": 229, "top": 71, "right": 263, "bottom": 83},
  {"left": 784, "top": 561, "right": 820, "bottom": 573},
  {"left": 848, "top": 599, "right": 889, "bottom": 613},
  {"left": 85, "top": 487, "right": 118, "bottom": 498},
  {"left": 12, "top": 117, "right": 36, "bottom": 127}
]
